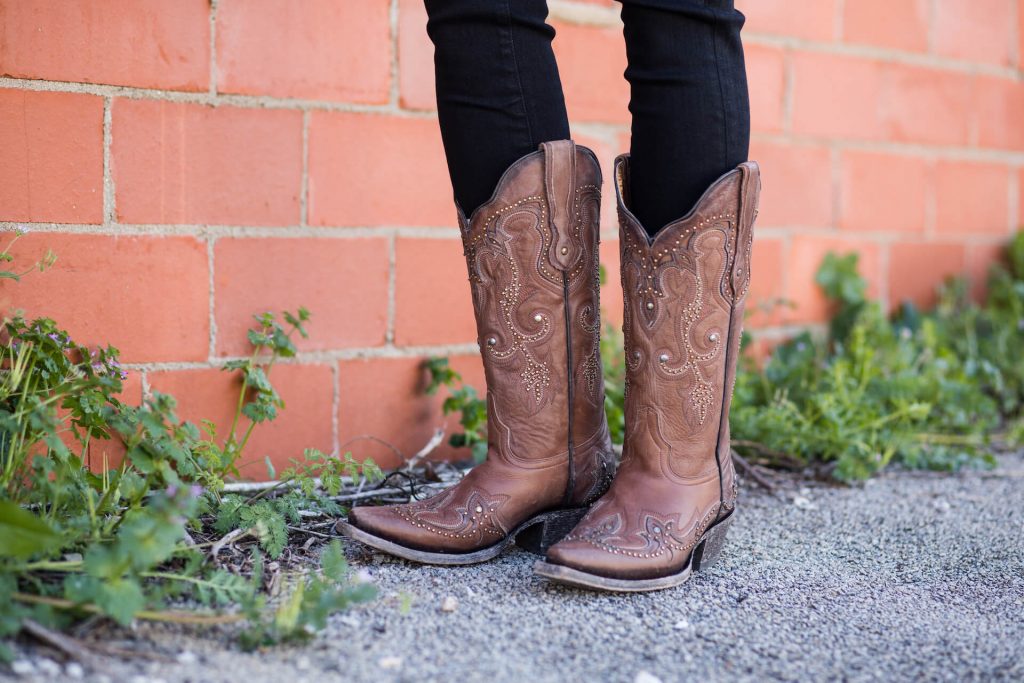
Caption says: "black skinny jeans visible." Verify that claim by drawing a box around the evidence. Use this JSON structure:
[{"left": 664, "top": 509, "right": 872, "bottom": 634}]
[{"left": 424, "top": 0, "right": 750, "bottom": 236}]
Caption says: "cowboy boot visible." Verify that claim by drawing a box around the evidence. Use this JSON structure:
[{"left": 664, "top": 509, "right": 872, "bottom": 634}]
[
  {"left": 338, "top": 140, "right": 616, "bottom": 564},
  {"left": 535, "top": 155, "right": 760, "bottom": 590}
]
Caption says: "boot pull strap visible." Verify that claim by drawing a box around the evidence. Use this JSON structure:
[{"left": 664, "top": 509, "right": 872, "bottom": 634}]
[
  {"left": 541, "top": 140, "right": 578, "bottom": 272},
  {"left": 731, "top": 161, "right": 761, "bottom": 302}
]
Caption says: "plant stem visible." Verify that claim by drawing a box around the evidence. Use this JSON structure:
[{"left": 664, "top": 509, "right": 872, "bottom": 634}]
[{"left": 12, "top": 592, "right": 245, "bottom": 625}]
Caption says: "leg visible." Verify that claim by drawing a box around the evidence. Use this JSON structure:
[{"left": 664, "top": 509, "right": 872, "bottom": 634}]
[
  {"left": 621, "top": 0, "right": 751, "bottom": 234},
  {"left": 425, "top": 0, "right": 570, "bottom": 216}
]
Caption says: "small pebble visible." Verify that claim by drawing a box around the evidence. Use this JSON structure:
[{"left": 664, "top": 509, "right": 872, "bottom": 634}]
[
  {"left": 10, "top": 660, "right": 34, "bottom": 676},
  {"left": 379, "top": 656, "right": 403, "bottom": 670},
  {"left": 440, "top": 595, "right": 458, "bottom": 612},
  {"left": 65, "top": 662, "right": 85, "bottom": 679},
  {"left": 635, "top": 671, "right": 663, "bottom": 683},
  {"left": 176, "top": 651, "right": 197, "bottom": 665},
  {"left": 36, "top": 659, "right": 61, "bottom": 676}
]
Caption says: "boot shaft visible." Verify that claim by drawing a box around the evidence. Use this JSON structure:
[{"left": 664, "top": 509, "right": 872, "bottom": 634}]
[
  {"left": 613, "top": 155, "right": 760, "bottom": 502},
  {"left": 457, "top": 141, "right": 614, "bottom": 504}
]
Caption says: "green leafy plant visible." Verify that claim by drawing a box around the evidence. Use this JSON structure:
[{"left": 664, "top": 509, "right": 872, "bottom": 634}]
[
  {"left": 0, "top": 240, "right": 378, "bottom": 658},
  {"left": 424, "top": 357, "right": 487, "bottom": 463}
]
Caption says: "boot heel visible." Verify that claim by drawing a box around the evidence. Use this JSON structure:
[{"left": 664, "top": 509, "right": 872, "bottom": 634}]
[
  {"left": 691, "top": 511, "right": 735, "bottom": 572},
  {"left": 514, "top": 508, "right": 588, "bottom": 555}
]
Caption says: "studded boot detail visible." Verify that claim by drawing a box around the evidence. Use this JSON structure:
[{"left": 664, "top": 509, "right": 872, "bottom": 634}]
[
  {"left": 535, "top": 155, "right": 760, "bottom": 590},
  {"left": 338, "top": 141, "right": 616, "bottom": 564}
]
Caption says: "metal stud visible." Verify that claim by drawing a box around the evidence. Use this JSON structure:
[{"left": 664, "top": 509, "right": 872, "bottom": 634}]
[
  {"left": 659, "top": 353, "right": 669, "bottom": 362},
  {"left": 560, "top": 246, "right": 568, "bottom": 255},
  {"left": 475, "top": 505, "right": 483, "bottom": 513},
  {"left": 486, "top": 337, "right": 497, "bottom": 346},
  {"left": 646, "top": 301, "right": 655, "bottom": 310},
  {"left": 533, "top": 313, "right": 543, "bottom": 322},
  {"left": 709, "top": 332, "right": 720, "bottom": 342}
]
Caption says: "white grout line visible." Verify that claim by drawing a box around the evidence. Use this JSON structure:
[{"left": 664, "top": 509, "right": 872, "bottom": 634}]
[
  {"left": 331, "top": 360, "right": 341, "bottom": 457},
  {"left": 1009, "top": 167, "right": 1020, "bottom": 235},
  {"left": 386, "top": 233, "right": 397, "bottom": 344},
  {"left": 101, "top": 97, "right": 115, "bottom": 224},
  {"left": 207, "top": 237, "right": 218, "bottom": 360},
  {"left": 781, "top": 49, "right": 795, "bottom": 135},
  {"left": 388, "top": 0, "right": 401, "bottom": 108},
  {"left": 208, "top": 0, "right": 218, "bottom": 96},
  {"left": 300, "top": 111, "right": 310, "bottom": 227}
]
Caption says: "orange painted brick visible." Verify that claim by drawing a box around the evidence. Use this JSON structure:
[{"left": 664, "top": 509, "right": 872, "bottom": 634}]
[
  {"left": 747, "top": 44, "right": 785, "bottom": 134},
  {"left": 972, "top": 76, "right": 1024, "bottom": 151},
  {"left": 842, "top": 0, "right": 928, "bottom": 52},
  {"left": 1019, "top": 172, "right": 1024, "bottom": 228},
  {"left": 933, "top": 0, "right": 1014, "bottom": 66},
  {"left": 783, "top": 236, "right": 881, "bottom": 324},
  {"left": 216, "top": 0, "right": 390, "bottom": 103},
  {"left": 213, "top": 237, "right": 389, "bottom": 356},
  {"left": 112, "top": 100, "right": 302, "bottom": 225},
  {"left": 749, "top": 141, "right": 833, "bottom": 228},
  {"left": 80, "top": 371, "right": 143, "bottom": 473},
  {"left": 148, "top": 364, "right": 334, "bottom": 476},
  {"left": 0, "top": 0, "right": 209, "bottom": 90},
  {"left": 308, "top": 112, "right": 452, "bottom": 227},
  {"left": 398, "top": 0, "right": 435, "bottom": 110},
  {"left": 934, "top": 161, "right": 1011, "bottom": 236},
  {"left": 746, "top": 237, "right": 786, "bottom": 328},
  {"left": 790, "top": 51, "right": 883, "bottom": 140},
  {"left": 839, "top": 151, "right": 927, "bottom": 234},
  {"left": 743, "top": 0, "right": 837, "bottom": 41},
  {"left": 394, "top": 238, "right": 476, "bottom": 346},
  {"left": 570, "top": 132, "right": 617, "bottom": 233},
  {"left": 599, "top": 238, "right": 623, "bottom": 329},
  {"left": 879, "top": 64, "right": 972, "bottom": 146},
  {"left": 0, "top": 90, "right": 103, "bottom": 223},
  {"left": 888, "top": 242, "right": 966, "bottom": 310},
  {"left": 965, "top": 242, "right": 1006, "bottom": 301},
  {"left": 0, "top": 232, "right": 209, "bottom": 362},
  {"left": 552, "top": 21, "right": 629, "bottom": 124},
  {"left": 338, "top": 355, "right": 485, "bottom": 468}
]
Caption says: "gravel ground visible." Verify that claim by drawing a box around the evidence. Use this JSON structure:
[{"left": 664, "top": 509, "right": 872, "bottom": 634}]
[{"left": 6, "top": 452, "right": 1024, "bottom": 683}]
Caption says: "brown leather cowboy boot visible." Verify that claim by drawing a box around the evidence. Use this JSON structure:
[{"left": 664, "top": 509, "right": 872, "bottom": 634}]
[
  {"left": 535, "top": 155, "right": 760, "bottom": 590},
  {"left": 338, "top": 140, "right": 616, "bottom": 564}
]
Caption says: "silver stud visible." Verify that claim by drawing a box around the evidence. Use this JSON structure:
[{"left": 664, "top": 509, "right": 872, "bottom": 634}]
[
  {"left": 533, "top": 313, "right": 543, "bottom": 322},
  {"left": 709, "top": 332, "right": 720, "bottom": 342},
  {"left": 560, "top": 246, "right": 568, "bottom": 255},
  {"left": 486, "top": 337, "right": 497, "bottom": 346},
  {"left": 653, "top": 526, "right": 662, "bottom": 534},
  {"left": 475, "top": 505, "right": 483, "bottom": 513},
  {"left": 659, "top": 353, "right": 669, "bottom": 362},
  {"left": 646, "top": 301, "right": 654, "bottom": 310}
]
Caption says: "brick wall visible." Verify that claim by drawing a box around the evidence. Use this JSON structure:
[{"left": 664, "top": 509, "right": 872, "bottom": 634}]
[{"left": 1, "top": 0, "right": 1021, "bottom": 473}]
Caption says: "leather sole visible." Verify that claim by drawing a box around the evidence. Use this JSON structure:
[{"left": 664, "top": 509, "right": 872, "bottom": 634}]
[
  {"left": 532, "top": 509, "right": 735, "bottom": 592},
  {"left": 335, "top": 507, "right": 589, "bottom": 566}
]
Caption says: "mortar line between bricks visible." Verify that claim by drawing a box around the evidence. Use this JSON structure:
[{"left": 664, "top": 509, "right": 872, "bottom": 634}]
[
  {"left": 121, "top": 343, "right": 484, "bottom": 372},
  {"left": 924, "top": 158, "right": 937, "bottom": 237},
  {"left": 926, "top": 0, "right": 938, "bottom": 55},
  {"left": 388, "top": 0, "right": 400, "bottom": 108},
  {"left": 781, "top": 50, "right": 795, "bottom": 135},
  {"left": 101, "top": 97, "right": 114, "bottom": 224},
  {"left": 552, "top": 0, "right": 1023, "bottom": 79},
  {"left": 829, "top": 146, "right": 842, "bottom": 229},
  {"left": 300, "top": 111, "right": 310, "bottom": 227},
  {"left": 5, "top": 222, "right": 1013, "bottom": 246},
  {"left": 1008, "top": 170, "right": 1020, "bottom": 235},
  {"left": 386, "top": 233, "right": 397, "bottom": 344},
  {"left": 878, "top": 241, "right": 891, "bottom": 313},
  {"left": 207, "top": 237, "right": 218, "bottom": 360},
  {"left": 331, "top": 360, "right": 341, "bottom": 457},
  {"left": 833, "top": 0, "right": 845, "bottom": 42},
  {"left": 0, "top": 78, "right": 440, "bottom": 116},
  {"left": 208, "top": 0, "right": 219, "bottom": 96}
]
